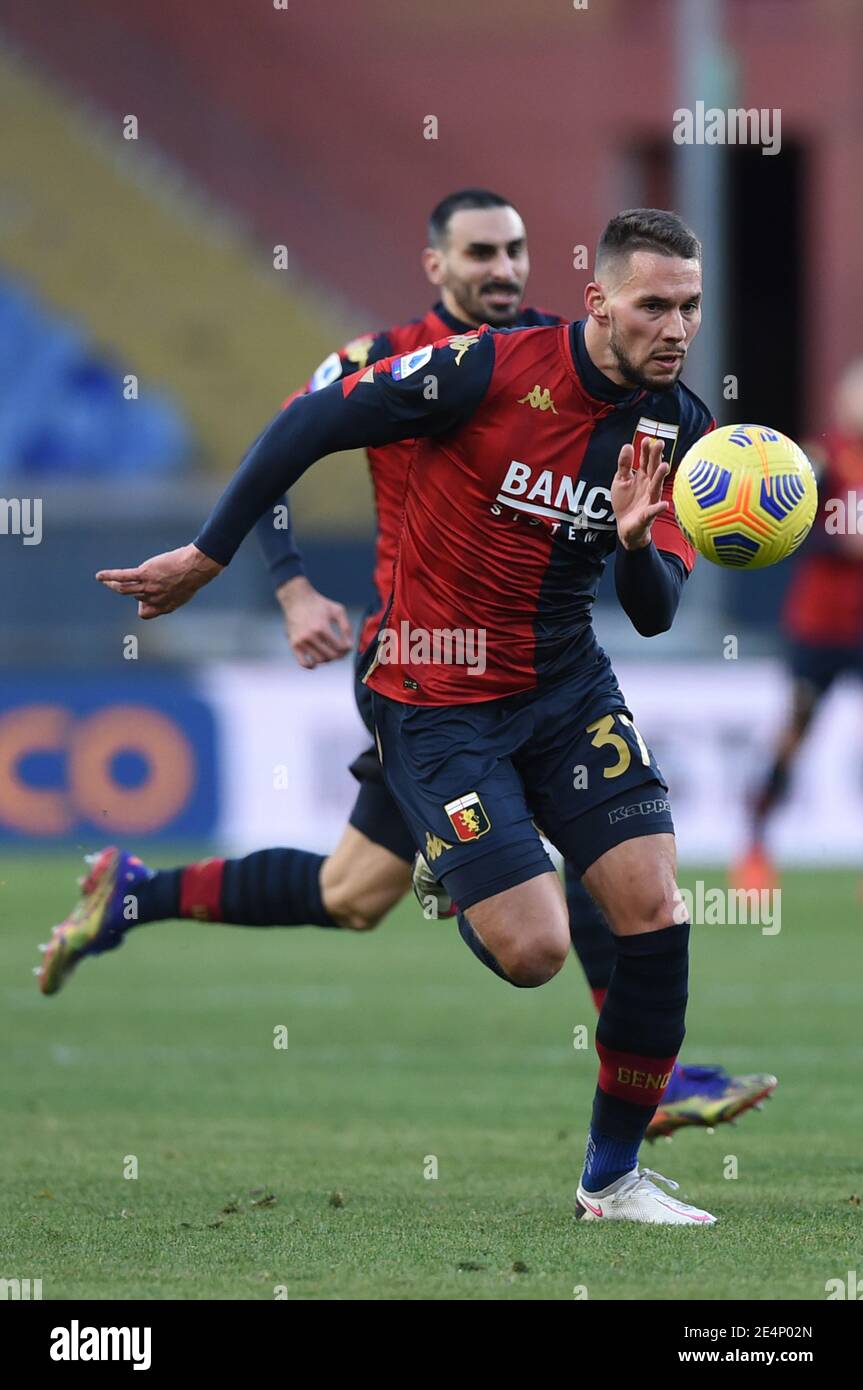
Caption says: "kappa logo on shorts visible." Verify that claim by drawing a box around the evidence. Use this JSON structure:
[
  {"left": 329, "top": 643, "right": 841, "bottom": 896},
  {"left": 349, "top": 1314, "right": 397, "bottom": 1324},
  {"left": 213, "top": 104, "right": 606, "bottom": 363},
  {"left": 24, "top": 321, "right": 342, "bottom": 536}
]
[
  {"left": 444, "top": 792, "right": 491, "bottom": 842},
  {"left": 608, "top": 797, "right": 671, "bottom": 825},
  {"left": 425, "top": 831, "right": 452, "bottom": 862}
]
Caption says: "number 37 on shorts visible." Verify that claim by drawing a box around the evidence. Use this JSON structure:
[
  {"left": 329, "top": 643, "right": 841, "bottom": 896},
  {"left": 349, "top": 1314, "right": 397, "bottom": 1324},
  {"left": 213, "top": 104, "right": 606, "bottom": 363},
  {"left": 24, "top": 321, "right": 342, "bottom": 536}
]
[{"left": 574, "top": 712, "right": 654, "bottom": 790}]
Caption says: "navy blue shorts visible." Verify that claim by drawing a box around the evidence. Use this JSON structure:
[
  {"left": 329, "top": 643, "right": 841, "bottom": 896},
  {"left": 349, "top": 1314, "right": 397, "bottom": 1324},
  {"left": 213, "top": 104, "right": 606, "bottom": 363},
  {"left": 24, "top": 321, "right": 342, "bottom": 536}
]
[
  {"left": 787, "top": 639, "right": 863, "bottom": 697},
  {"left": 347, "top": 640, "right": 417, "bottom": 864},
  {"left": 370, "top": 652, "right": 674, "bottom": 912}
]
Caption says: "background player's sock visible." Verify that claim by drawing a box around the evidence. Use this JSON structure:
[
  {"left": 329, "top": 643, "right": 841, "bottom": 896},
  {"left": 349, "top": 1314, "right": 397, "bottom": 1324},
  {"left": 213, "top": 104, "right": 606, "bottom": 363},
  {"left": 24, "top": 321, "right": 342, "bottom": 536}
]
[
  {"left": 134, "top": 865, "right": 182, "bottom": 923},
  {"left": 581, "top": 921, "right": 689, "bottom": 1193},
  {"left": 457, "top": 911, "right": 514, "bottom": 984},
  {"left": 751, "top": 755, "right": 790, "bottom": 839},
  {"left": 133, "top": 849, "right": 337, "bottom": 927},
  {"left": 565, "top": 867, "right": 616, "bottom": 1004}
]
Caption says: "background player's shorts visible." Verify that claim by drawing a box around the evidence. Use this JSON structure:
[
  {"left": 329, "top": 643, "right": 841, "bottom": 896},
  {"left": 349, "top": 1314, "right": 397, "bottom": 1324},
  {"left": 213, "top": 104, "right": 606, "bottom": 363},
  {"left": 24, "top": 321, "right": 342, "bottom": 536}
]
[
  {"left": 353, "top": 634, "right": 377, "bottom": 736},
  {"left": 786, "top": 638, "right": 863, "bottom": 697},
  {"left": 371, "top": 652, "right": 673, "bottom": 912},
  {"left": 347, "top": 635, "right": 417, "bottom": 864},
  {"left": 347, "top": 745, "right": 417, "bottom": 862}
]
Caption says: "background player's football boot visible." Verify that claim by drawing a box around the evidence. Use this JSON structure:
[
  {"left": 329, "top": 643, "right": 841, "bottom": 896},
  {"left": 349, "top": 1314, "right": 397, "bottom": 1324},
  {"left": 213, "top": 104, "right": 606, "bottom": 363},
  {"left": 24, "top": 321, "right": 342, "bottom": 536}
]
[
  {"left": 37, "top": 847, "right": 149, "bottom": 996},
  {"left": 730, "top": 843, "right": 779, "bottom": 893},
  {"left": 576, "top": 1166, "right": 716, "bottom": 1224},
  {"left": 646, "top": 1064, "right": 778, "bottom": 1140},
  {"left": 411, "top": 852, "right": 458, "bottom": 919}
]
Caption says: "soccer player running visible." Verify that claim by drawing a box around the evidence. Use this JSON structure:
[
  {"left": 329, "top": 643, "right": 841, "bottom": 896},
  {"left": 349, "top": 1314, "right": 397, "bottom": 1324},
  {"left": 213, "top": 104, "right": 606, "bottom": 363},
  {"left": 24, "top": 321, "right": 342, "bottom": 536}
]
[
  {"left": 91, "top": 209, "right": 754, "bottom": 1223},
  {"left": 733, "top": 358, "right": 863, "bottom": 890},
  {"left": 40, "top": 194, "right": 773, "bottom": 1146}
]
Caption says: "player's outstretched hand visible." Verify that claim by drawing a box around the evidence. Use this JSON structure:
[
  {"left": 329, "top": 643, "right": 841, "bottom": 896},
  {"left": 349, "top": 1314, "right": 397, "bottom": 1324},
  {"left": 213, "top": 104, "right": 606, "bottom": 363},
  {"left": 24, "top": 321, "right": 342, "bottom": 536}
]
[
  {"left": 611, "top": 436, "right": 669, "bottom": 549},
  {"left": 96, "top": 544, "right": 223, "bottom": 618},
  {"left": 276, "top": 575, "right": 353, "bottom": 668}
]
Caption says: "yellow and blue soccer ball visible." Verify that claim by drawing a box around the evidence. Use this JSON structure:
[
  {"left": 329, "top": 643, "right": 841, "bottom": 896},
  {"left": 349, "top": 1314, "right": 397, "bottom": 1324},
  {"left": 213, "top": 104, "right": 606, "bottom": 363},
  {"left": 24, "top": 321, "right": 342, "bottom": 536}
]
[{"left": 672, "top": 424, "right": 818, "bottom": 568}]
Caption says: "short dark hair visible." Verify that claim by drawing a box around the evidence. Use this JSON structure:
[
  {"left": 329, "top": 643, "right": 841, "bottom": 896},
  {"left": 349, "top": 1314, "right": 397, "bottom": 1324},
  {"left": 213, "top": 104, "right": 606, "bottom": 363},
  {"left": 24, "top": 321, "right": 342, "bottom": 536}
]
[
  {"left": 595, "top": 208, "right": 701, "bottom": 278},
  {"left": 428, "top": 188, "right": 518, "bottom": 247}
]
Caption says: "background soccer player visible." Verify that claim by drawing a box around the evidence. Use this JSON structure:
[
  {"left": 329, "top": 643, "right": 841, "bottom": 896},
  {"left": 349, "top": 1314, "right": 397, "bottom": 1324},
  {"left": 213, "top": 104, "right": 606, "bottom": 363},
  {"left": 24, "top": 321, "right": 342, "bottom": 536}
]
[
  {"left": 734, "top": 358, "right": 863, "bottom": 889},
  {"left": 40, "top": 190, "right": 557, "bottom": 941},
  {"left": 39, "top": 193, "right": 774, "bottom": 1144},
  {"left": 91, "top": 209, "right": 759, "bottom": 1222}
]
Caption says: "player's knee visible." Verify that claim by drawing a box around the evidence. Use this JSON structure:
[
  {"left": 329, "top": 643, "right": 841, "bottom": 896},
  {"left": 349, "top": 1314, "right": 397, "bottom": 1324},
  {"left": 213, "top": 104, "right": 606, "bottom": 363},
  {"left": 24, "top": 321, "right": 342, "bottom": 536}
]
[
  {"left": 321, "top": 873, "right": 383, "bottom": 931},
  {"left": 325, "top": 890, "right": 383, "bottom": 932},
  {"left": 615, "top": 878, "right": 682, "bottom": 935},
  {"left": 497, "top": 929, "right": 569, "bottom": 987},
  {"left": 639, "top": 886, "right": 684, "bottom": 933},
  {"left": 339, "top": 906, "right": 383, "bottom": 932}
]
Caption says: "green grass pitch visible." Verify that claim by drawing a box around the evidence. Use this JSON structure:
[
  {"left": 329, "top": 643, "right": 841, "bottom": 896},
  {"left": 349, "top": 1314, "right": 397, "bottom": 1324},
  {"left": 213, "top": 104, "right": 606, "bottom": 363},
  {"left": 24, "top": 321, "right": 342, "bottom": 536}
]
[{"left": 3, "top": 852, "right": 862, "bottom": 1300}]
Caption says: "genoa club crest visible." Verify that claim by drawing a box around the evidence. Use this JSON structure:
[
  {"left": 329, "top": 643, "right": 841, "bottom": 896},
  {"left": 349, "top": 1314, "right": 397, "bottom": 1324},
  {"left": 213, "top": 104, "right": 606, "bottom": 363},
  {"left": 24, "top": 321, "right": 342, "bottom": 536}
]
[
  {"left": 632, "top": 417, "right": 679, "bottom": 467},
  {"left": 444, "top": 792, "right": 491, "bottom": 842}
]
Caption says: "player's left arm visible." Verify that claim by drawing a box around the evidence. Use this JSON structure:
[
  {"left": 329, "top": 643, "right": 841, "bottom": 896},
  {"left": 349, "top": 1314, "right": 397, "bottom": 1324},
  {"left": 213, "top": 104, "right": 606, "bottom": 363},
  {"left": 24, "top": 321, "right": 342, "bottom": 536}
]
[
  {"left": 96, "top": 333, "right": 493, "bottom": 617},
  {"left": 612, "top": 436, "right": 683, "bottom": 635},
  {"left": 612, "top": 416, "right": 714, "bottom": 636}
]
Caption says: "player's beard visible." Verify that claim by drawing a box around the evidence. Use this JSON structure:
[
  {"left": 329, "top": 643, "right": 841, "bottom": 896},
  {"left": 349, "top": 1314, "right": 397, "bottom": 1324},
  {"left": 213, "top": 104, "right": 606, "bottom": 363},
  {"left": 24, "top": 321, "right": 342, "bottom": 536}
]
[
  {"left": 608, "top": 322, "right": 685, "bottom": 392},
  {"left": 450, "top": 279, "right": 525, "bottom": 328}
]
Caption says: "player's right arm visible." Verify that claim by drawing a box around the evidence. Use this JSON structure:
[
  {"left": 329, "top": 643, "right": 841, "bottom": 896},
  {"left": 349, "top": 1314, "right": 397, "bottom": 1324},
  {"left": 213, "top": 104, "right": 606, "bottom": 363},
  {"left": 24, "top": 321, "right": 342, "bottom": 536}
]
[{"left": 96, "top": 333, "right": 495, "bottom": 618}]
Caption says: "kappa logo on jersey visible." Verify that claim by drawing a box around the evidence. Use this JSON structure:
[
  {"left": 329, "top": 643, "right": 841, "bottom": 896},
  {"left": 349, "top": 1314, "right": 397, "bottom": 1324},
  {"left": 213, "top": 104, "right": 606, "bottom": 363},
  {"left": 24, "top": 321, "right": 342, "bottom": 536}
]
[
  {"left": 496, "top": 460, "right": 616, "bottom": 529},
  {"left": 444, "top": 792, "right": 491, "bottom": 842},
  {"left": 391, "top": 346, "right": 433, "bottom": 381},
  {"left": 518, "top": 384, "right": 558, "bottom": 414},
  {"left": 447, "top": 332, "right": 481, "bottom": 366},
  {"left": 344, "top": 335, "right": 375, "bottom": 371},
  {"left": 632, "top": 417, "right": 680, "bottom": 466},
  {"left": 310, "top": 351, "right": 343, "bottom": 392}
]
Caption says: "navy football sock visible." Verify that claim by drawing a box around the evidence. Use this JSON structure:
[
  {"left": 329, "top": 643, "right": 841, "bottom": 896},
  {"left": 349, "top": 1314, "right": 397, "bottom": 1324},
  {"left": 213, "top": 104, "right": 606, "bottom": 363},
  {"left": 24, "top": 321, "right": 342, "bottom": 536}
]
[
  {"left": 565, "top": 867, "right": 616, "bottom": 996},
  {"left": 134, "top": 849, "right": 337, "bottom": 927},
  {"left": 581, "top": 921, "right": 689, "bottom": 1193},
  {"left": 134, "top": 867, "right": 181, "bottom": 923},
  {"left": 457, "top": 911, "right": 514, "bottom": 984},
  {"left": 581, "top": 1131, "right": 640, "bottom": 1193}
]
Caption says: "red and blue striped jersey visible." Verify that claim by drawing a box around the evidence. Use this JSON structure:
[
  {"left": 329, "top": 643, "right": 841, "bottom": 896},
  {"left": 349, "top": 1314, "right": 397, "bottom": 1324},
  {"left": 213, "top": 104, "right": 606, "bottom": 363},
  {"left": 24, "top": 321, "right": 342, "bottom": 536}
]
[
  {"left": 198, "top": 319, "right": 714, "bottom": 701},
  {"left": 350, "top": 320, "right": 714, "bottom": 702}
]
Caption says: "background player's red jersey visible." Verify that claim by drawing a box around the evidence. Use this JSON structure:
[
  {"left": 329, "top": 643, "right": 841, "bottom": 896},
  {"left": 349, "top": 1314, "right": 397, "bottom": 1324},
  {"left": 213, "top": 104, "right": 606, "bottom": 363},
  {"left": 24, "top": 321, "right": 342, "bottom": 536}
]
[{"left": 782, "top": 433, "right": 863, "bottom": 646}]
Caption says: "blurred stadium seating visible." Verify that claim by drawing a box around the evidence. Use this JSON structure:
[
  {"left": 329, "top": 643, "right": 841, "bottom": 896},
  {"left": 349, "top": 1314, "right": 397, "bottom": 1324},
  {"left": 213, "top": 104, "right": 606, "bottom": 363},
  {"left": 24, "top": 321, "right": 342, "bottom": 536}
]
[{"left": 0, "top": 276, "right": 190, "bottom": 478}]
